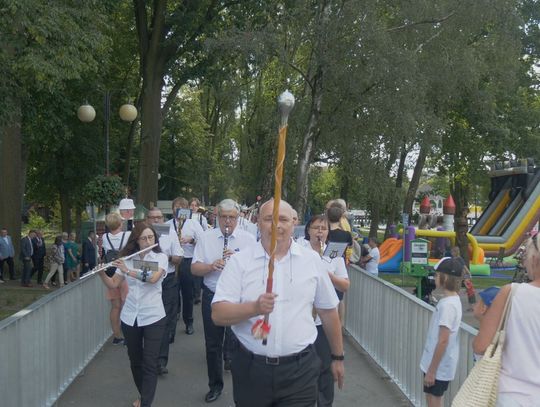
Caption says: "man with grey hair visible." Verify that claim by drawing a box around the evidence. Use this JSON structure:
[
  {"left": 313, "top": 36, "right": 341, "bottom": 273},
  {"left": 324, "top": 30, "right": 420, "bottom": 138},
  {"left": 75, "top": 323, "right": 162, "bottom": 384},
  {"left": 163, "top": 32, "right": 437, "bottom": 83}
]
[
  {"left": 192, "top": 199, "right": 256, "bottom": 403},
  {"left": 212, "top": 199, "right": 344, "bottom": 406}
]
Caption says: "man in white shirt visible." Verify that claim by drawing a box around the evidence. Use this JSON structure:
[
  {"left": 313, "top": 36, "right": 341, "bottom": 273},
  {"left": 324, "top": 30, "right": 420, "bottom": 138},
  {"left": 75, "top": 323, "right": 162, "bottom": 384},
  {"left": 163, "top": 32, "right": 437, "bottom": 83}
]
[
  {"left": 166, "top": 197, "right": 204, "bottom": 335},
  {"left": 146, "top": 208, "right": 183, "bottom": 375},
  {"left": 192, "top": 199, "right": 256, "bottom": 403},
  {"left": 212, "top": 199, "right": 345, "bottom": 406}
]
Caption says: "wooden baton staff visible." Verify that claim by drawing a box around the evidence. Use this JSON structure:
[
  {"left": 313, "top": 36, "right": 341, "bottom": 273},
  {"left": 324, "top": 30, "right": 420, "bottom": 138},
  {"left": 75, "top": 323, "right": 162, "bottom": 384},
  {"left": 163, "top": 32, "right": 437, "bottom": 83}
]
[{"left": 251, "top": 90, "right": 295, "bottom": 345}]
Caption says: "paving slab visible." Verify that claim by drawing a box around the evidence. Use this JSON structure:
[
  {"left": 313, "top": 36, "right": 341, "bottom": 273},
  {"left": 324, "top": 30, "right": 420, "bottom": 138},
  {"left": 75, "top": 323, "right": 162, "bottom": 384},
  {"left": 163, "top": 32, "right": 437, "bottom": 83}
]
[{"left": 58, "top": 307, "right": 411, "bottom": 407}]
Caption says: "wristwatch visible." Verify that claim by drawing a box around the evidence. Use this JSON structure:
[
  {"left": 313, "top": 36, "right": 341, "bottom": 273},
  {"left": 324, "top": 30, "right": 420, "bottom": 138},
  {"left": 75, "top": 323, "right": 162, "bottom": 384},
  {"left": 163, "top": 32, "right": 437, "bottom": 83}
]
[{"left": 331, "top": 354, "right": 345, "bottom": 361}]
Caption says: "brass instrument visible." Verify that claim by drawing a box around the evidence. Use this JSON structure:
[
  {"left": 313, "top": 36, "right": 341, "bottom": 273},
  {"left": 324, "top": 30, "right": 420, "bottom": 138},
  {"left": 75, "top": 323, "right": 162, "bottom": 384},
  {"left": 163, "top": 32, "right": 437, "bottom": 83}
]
[{"left": 319, "top": 237, "right": 324, "bottom": 256}]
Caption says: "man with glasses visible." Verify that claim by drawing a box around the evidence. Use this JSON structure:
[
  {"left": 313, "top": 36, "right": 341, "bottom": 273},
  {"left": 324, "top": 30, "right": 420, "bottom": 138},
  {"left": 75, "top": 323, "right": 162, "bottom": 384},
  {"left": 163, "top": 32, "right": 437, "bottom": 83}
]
[
  {"left": 192, "top": 199, "right": 256, "bottom": 403},
  {"left": 146, "top": 208, "right": 183, "bottom": 375},
  {"left": 166, "top": 197, "right": 204, "bottom": 335}
]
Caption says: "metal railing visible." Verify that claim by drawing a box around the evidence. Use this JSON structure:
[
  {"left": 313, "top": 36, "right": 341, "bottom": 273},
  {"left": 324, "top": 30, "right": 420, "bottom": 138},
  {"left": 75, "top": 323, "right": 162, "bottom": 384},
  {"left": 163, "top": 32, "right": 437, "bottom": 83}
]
[
  {"left": 0, "top": 273, "right": 110, "bottom": 407},
  {"left": 344, "top": 265, "right": 477, "bottom": 407}
]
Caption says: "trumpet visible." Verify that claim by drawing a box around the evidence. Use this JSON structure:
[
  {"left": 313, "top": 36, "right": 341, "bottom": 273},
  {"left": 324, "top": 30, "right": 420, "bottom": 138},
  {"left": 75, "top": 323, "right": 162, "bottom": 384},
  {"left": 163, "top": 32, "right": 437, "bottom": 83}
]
[
  {"left": 222, "top": 226, "right": 230, "bottom": 261},
  {"left": 81, "top": 244, "right": 159, "bottom": 279}
]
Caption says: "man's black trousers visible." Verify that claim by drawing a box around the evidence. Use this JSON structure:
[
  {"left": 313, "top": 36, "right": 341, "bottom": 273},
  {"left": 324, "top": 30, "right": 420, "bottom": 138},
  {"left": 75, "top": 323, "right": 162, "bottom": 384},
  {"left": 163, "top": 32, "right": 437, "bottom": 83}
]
[{"left": 231, "top": 343, "right": 320, "bottom": 407}]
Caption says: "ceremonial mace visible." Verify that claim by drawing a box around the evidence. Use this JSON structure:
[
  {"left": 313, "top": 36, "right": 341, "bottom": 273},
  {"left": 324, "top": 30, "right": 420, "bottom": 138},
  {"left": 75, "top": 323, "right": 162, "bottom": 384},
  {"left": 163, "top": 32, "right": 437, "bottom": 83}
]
[{"left": 252, "top": 90, "right": 295, "bottom": 344}]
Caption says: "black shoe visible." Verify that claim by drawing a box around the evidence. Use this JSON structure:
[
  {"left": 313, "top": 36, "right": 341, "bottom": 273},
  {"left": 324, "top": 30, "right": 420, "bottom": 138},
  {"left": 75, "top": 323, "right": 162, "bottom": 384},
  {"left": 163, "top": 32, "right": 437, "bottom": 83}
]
[
  {"left": 185, "top": 324, "right": 194, "bottom": 335},
  {"left": 205, "top": 389, "right": 222, "bottom": 403},
  {"left": 223, "top": 359, "right": 232, "bottom": 371},
  {"left": 158, "top": 365, "right": 168, "bottom": 375}
]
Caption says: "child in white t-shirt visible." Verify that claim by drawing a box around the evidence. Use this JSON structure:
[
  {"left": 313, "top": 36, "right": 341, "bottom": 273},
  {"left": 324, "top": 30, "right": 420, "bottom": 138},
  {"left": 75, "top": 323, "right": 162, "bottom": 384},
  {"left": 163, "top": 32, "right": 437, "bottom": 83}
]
[{"left": 420, "top": 257, "right": 464, "bottom": 407}]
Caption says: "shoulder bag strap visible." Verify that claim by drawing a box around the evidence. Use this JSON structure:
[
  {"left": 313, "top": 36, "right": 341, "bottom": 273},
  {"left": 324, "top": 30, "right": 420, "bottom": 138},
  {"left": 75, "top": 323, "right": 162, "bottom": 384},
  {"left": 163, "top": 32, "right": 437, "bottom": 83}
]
[
  {"left": 119, "top": 232, "right": 125, "bottom": 250},
  {"left": 490, "top": 283, "right": 516, "bottom": 349}
]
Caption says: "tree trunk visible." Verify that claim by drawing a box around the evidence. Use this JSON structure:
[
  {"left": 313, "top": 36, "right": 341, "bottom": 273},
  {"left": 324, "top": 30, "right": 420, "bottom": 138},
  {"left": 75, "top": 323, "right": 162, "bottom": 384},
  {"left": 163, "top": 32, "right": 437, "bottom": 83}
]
[
  {"left": 385, "top": 146, "right": 407, "bottom": 238},
  {"left": 136, "top": 73, "right": 163, "bottom": 208},
  {"left": 59, "top": 190, "right": 72, "bottom": 233},
  {"left": 0, "top": 105, "right": 23, "bottom": 261},
  {"left": 403, "top": 143, "right": 429, "bottom": 216},
  {"left": 369, "top": 204, "right": 380, "bottom": 238},
  {"left": 294, "top": 70, "right": 322, "bottom": 220},
  {"left": 75, "top": 207, "right": 82, "bottom": 242}
]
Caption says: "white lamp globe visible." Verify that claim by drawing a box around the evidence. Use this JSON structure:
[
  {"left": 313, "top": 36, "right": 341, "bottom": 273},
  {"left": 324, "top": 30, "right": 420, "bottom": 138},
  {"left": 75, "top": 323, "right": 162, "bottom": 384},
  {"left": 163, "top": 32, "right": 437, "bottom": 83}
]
[
  {"left": 77, "top": 104, "right": 96, "bottom": 122},
  {"left": 119, "top": 104, "right": 138, "bottom": 122}
]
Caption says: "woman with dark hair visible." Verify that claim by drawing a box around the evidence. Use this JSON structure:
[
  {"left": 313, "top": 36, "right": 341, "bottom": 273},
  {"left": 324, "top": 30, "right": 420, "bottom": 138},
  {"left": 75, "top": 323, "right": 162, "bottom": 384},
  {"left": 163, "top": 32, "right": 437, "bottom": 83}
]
[
  {"left": 305, "top": 214, "right": 350, "bottom": 407},
  {"left": 102, "top": 223, "right": 167, "bottom": 407}
]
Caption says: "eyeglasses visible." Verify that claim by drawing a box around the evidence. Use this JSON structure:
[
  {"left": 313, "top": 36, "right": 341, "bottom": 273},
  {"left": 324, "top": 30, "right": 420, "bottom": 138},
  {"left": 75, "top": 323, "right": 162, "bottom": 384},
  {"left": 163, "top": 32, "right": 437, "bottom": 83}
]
[
  {"left": 138, "top": 235, "right": 155, "bottom": 242},
  {"left": 219, "top": 215, "right": 238, "bottom": 222},
  {"left": 147, "top": 215, "right": 163, "bottom": 220},
  {"left": 309, "top": 226, "right": 328, "bottom": 232}
]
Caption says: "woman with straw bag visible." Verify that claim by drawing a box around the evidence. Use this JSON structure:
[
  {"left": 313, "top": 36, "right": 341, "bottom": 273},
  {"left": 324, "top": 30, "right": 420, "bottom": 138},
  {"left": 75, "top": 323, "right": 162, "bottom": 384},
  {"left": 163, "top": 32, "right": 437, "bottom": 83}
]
[{"left": 471, "top": 235, "right": 540, "bottom": 407}]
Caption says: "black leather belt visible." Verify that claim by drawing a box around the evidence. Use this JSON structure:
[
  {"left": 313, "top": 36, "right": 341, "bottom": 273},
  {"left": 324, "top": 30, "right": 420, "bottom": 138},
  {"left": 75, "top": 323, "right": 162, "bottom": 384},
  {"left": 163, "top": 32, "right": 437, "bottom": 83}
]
[{"left": 238, "top": 342, "right": 313, "bottom": 366}]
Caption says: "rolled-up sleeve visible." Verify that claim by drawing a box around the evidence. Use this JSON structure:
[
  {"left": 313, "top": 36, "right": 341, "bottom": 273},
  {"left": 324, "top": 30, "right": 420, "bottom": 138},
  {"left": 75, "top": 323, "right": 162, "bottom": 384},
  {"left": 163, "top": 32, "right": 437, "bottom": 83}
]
[{"left": 212, "top": 255, "right": 242, "bottom": 305}]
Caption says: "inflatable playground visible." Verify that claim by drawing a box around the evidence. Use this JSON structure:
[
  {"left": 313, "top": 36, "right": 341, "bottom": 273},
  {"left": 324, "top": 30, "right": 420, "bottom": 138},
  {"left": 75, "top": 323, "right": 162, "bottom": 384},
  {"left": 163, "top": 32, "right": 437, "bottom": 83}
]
[{"left": 379, "top": 159, "right": 540, "bottom": 276}]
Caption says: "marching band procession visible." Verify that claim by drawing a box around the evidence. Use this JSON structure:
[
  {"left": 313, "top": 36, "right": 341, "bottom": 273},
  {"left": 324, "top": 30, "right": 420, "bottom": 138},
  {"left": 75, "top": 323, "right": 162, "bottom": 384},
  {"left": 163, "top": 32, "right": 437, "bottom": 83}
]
[{"left": 87, "top": 195, "right": 351, "bottom": 407}]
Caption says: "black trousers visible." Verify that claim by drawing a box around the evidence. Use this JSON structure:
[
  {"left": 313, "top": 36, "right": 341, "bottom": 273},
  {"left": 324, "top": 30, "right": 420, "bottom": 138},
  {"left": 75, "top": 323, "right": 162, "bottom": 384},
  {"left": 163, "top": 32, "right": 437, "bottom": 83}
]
[
  {"left": 193, "top": 275, "right": 203, "bottom": 300},
  {"left": 202, "top": 285, "right": 235, "bottom": 392},
  {"left": 177, "top": 257, "right": 194, "bottom": 325},
  {"left": 122, "top": 317, "right": 166, "bottom": 407},
  {"left": 231, "top": 344, "right": 320, "bottom": 407},
  {"left": 31, "top": 255, "right": 45, "bottom": 284},
  {"left": 158, "top": 273, "right": 179, "bottom": 368},
  {"left": 21, "top": 258, "right": 33, "bottom": 284},
  {"left": 0, "top": 256, "right": 15, "bottom": 279},
  {"left": 314, "top": 325, "right": 334, "bottom": 407}
]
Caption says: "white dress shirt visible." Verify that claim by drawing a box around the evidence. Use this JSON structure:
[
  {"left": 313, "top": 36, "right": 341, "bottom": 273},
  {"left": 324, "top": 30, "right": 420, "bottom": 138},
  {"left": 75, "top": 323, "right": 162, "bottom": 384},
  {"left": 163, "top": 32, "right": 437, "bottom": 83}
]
[
  {"left": 117, "top": 250, "right": 168, "bottom": 327},
  {"left": 213, "top": 240, "right": 339, "bottom": 357},
  {"left": 166, "top": 218, "right": 204, "bottom": 258},
  {"left": 192, "top": 226, "right": 256, "bottom": 292},
  {"left": 158, "top": 231, "right": 183, "bottom": 274},
  {"left": 315, "top": 253, "right": 348, "bottom": 326}
]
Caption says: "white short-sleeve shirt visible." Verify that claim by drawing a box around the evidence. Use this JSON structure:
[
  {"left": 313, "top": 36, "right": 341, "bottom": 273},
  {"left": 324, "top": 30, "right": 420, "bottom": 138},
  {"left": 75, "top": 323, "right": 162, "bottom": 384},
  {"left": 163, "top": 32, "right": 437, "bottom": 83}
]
[
  {"left": 166, "top": 218, "right": 204, "bottom": 258},
  {"left": 157, "top": 231, "right": 184, "bottom": 274},
  {"left": 212, "top": 240, "right": 339, "bottom": 357},
  {"left": 117, "top": 250, "right": 168, "bottom": 327},
  {"left": 315, "top": 253, "right": 348, "bottom": 325},
  {"left": 365, "top": 247, "right": 380, "bottom": 275},
  {"left": 192, "top": 227, "right": 255, "bottom": 292},
  {"left": 102, "top": 231, "right": 131, "bottom": 253},
  {"left": 420, "top": 295, "right": 462, "bottom": 380}
]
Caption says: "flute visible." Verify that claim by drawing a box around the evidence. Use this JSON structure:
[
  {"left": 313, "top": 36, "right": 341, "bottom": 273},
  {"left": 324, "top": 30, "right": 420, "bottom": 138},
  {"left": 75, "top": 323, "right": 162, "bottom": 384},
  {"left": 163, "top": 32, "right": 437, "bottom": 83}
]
[
  {"left": 81, "top": 244, "right": 159, "bottom": 279},
  {"left": 222, "top": 226, "right": 229, "bottom": 261}
]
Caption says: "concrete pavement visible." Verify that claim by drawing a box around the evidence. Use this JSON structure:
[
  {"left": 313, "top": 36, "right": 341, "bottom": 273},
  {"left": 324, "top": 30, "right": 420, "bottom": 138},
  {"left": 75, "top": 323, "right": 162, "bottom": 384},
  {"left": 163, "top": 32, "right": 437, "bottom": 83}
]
[{"left": 58, "top": 310, "right": 411, "bottom": 407}]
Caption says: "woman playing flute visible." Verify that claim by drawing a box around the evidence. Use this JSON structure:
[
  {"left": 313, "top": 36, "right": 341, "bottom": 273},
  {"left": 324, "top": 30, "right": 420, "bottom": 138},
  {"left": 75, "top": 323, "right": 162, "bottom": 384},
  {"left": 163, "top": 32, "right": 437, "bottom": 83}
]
[
  {"left": 305, "top": 214, "right": 350, "bottom": 407},
  {"left": 100, "top": 223, "right": 168, "bottom": 407}
]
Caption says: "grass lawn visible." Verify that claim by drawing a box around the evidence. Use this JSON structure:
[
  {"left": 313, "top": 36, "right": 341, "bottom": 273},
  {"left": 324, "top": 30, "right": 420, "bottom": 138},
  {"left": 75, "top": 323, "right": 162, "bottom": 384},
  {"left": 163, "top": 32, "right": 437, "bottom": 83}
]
[{"left": 0, "top": 281, "right": 51, "bottom": 321}]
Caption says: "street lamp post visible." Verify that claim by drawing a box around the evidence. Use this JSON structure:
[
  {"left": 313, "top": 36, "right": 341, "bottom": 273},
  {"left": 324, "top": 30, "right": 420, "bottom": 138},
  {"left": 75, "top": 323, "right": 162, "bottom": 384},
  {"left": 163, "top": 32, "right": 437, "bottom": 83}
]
[{"left": 77, "top": 91, "right": 137, "bottom": 175}]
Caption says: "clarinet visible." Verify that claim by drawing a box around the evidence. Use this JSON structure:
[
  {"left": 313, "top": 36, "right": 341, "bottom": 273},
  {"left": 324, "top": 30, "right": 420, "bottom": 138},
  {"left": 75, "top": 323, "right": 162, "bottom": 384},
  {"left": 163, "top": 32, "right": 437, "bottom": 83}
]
[{"left": 223, "top": 226, "right": 230, "bottom": 261}]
